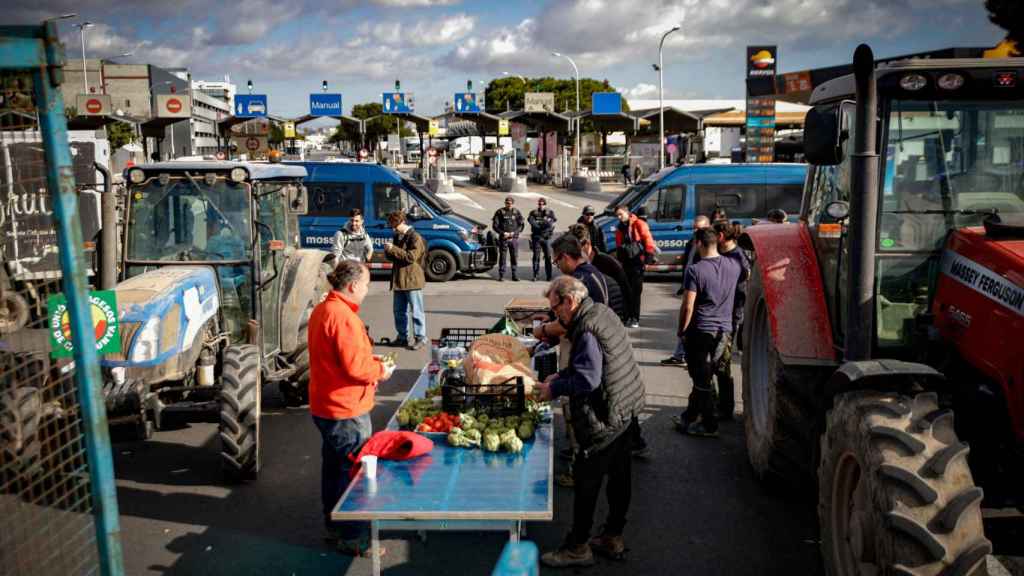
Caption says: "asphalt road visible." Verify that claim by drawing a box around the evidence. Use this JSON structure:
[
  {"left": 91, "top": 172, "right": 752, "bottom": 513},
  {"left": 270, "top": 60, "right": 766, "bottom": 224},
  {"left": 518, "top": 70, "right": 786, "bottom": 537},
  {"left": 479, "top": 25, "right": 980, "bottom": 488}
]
[{"left": 110, "top": 179, "right": 1021, "bottom": 575}]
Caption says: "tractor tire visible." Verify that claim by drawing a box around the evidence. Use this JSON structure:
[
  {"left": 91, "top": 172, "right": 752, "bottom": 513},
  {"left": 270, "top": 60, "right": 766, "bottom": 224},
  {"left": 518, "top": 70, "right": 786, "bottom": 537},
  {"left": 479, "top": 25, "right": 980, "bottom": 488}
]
[
  {"left": 818, "top": 390, "right": 991, "bottom": 576},
  {"left": 741, "top": 262, "right": 816, "bottom": 482},
  {"left": 219, "top": 345, "right": 261, "bottom": 482},
  {"left": 1, "top": 386, "right": 42, "bottom": 478},
  {"left": 280, "top": 303, "right": 313, "bottom": 407},
  {"left": 426, "top": 249, "right": 457, "bottom": 282}
]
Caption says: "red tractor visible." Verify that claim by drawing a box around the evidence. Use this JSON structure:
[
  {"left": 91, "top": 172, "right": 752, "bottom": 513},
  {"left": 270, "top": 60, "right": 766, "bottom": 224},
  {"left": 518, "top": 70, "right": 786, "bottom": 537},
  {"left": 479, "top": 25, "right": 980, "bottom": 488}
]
[{"left": 740, "top": 45, "right": 1023, "bottom": 575}]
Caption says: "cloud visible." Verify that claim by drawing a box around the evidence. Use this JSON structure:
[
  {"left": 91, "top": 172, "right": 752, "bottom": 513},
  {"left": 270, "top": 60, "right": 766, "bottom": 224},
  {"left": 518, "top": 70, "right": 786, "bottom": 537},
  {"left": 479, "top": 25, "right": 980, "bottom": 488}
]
[
  {"left": 622, "top": 83, "right": 657, "bottom": 99},
  {"left": 367, "top": 13, "right": 475, "bottom": 46},
  {"left": 373, "top": 0, "right": 460, "bottom": 5}
]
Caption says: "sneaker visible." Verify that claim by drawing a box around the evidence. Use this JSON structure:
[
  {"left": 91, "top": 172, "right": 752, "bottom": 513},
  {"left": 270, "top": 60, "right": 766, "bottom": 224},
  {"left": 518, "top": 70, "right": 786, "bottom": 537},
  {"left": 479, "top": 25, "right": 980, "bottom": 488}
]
[
  {"left": 556, "top": 471, "right": 575, "bottom": 488},
  {"left": 660, "top": 356, "right": 686, "bottom": 367},
  {"left": 627, "top": 319, "right": 640, "bottom": 328},
  {"left": 498, "top": 276, "right": 505, "bottom": 282},
  {"left": 541, "top": 544, "right": 594, "bottom": 568},
  {"left": 391, "top": 338, "right": 410, "bottom": 348},
  {"left": 408, "top": 338, "right": 427, "bottom": 351},
  {"left": 686, "top": 421, "right": 719, "bottom": 438},
  {"left": 671, "top": 413, "right": 693, "bottom": 434},
  {"left": 589, "top": 534, "right": 627, "bottom": 560},
  {"left": 512, "top": 275, "right": 520, "bottom": 282}
]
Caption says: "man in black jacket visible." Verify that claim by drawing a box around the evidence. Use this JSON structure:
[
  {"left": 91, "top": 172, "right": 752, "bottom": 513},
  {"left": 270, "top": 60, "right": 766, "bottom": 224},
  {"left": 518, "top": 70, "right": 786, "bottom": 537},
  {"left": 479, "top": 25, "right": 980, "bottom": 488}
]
[
  {"left": 577, "top": 205, "right": 603, "bottom": 253},
  {"left": 527, "top": 197, "right": 557, "bottom": 281},
  {"left": 491, "top": 196, "right": 525, "bottom": 281},
  {"left": 536, "top": 276, "right": 645, "bottom": 568}
]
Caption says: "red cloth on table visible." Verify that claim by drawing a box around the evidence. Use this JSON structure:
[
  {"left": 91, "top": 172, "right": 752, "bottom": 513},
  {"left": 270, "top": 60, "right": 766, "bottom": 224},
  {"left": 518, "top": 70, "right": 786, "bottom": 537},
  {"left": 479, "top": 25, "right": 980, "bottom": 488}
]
[{"left": 349, "top": 430, "right": 434, "bottom": 479}]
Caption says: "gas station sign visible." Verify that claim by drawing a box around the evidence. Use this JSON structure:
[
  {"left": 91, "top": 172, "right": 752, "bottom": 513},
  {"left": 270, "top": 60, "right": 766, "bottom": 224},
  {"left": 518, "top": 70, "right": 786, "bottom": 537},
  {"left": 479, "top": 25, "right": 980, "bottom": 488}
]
[{"left": 745, "top": 45, "right": 778, "bottom": 163}]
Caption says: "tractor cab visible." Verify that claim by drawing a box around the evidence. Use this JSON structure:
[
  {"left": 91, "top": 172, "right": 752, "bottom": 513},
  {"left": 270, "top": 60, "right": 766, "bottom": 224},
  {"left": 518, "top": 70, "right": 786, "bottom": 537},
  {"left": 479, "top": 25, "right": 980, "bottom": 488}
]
[
  {"left": 121, "top": 162, "right": 308, "bottom": 347},
  {"left": 803, "top": 60, "right": 1024, "bottom": 354}
]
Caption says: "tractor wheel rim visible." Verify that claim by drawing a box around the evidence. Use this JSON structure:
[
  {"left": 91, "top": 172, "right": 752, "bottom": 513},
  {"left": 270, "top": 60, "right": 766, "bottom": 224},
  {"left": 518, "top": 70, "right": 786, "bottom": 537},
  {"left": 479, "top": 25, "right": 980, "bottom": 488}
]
[
  {"left": 832, "top": 451, "right": 871, "bottom": 576},
  {"left": 749, "top": 301, "right": 770, "bottom": 434},
  {"left": 431, "top": 258, "right": 448, "bottom": 275}
]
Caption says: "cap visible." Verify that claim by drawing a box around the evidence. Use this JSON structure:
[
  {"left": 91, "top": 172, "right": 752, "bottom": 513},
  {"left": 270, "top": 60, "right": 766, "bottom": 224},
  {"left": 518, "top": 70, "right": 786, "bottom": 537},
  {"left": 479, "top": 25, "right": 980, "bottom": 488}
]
[
  {"left": 634, "top": 206, "right": 649, "bottom": 218},
  {"left": 582, "top": 205, "right": 596, "bottom": 215}
]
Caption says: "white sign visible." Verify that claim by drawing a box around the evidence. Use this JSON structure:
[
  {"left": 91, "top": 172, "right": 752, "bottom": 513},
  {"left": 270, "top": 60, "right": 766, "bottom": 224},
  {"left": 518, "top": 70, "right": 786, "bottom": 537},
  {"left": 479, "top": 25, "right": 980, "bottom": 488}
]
[
  {"left": 941, "top": 250, "right": 1024, "bottom": 316},
  {"left": 76, "top": 94, "right": 111, "bottom": 116},
  {"left": 154, "top": 94, "right": 192, "bottom": 119},
  {"left": 525, "top": 92, "right": 555, "bottom": 113},
  {"left": 387, "top": 134, "right": 401, "bottom": 152}
]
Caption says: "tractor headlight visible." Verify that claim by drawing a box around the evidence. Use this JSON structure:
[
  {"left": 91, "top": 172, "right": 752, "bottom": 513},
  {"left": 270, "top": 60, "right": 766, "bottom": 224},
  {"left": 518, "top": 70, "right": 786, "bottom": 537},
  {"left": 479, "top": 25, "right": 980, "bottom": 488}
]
[
  {"left": 899, "top": 73, "right": 928, "bottom": 92},
  {"left": 130, "top": 318, "right": 160, "bottom": 363},
  {"left": 128, "top": 168, "right": 146, "bottom": 184},
  {"left": 230, "top": 167, "right": 248, "bottom": 182}
]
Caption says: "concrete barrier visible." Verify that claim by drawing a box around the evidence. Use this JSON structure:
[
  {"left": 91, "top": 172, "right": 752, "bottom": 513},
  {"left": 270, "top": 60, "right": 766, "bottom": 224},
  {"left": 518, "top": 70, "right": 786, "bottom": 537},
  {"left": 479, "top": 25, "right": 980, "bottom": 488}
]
[
  {"left": 500, "top": 176, "right": 527, "bottom": 194},
  {"left": 568, "top": 175, "right": 602, "bottom": 193}
]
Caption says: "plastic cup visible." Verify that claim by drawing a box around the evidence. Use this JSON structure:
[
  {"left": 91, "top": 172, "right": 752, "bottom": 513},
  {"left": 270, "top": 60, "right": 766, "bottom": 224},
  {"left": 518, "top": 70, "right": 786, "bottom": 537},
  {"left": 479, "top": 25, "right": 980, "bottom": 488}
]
[{"left": 361, "top": 455, "right": 378, "bottom": 479}]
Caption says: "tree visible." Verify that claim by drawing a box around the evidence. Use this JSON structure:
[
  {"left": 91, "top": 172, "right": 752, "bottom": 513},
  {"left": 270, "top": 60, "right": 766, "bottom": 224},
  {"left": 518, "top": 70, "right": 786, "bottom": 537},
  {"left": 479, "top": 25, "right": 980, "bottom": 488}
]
[
  {"left": 986, "top": 0, "right": 1023, "bottom": 49},
  {"left": 331, "top": 102, "right": 415, "bottom": 148},
  {"left": 107, "top": 121, "right": 137, "bottom": 150},
  {"left": 482, "top": 76, "right": 628, "bottom": 133}
]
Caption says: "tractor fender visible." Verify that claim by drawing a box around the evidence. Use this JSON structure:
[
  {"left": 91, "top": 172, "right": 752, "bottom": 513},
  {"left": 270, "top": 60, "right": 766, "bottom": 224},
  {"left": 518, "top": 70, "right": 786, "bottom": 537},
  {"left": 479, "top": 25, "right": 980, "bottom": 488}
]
[
  {"left": 740, "top": 223, "right": 836, "bottom": 364},
  {"left": 279, "top": 249, "right": 331, "bottom": 355},
  {"left": 825, "top": 359, "right": 944, "bottom": 400}
]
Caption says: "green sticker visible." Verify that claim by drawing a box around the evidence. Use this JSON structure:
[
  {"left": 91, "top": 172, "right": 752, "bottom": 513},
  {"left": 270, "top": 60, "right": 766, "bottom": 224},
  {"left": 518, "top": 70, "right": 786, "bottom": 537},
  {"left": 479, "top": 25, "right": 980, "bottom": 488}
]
[
  {"left": 881, "top": 238, "right": 895, "bottom": 248},
  {"left": 48, "top": 290, "right": 121, "bottom": 358}
]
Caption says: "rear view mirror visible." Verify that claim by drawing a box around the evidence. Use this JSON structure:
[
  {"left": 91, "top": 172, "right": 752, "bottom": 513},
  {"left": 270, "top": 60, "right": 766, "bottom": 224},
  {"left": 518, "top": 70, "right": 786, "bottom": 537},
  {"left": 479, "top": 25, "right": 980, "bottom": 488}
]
[
  {"left": 406, "top": 205, "right": 426, "bottom": 220},
  {"left": 288, "top": 184, "right": 308, "bottom": 215},
  {"left": 804, "top": 105, "right": 844, "bottom": 166}
]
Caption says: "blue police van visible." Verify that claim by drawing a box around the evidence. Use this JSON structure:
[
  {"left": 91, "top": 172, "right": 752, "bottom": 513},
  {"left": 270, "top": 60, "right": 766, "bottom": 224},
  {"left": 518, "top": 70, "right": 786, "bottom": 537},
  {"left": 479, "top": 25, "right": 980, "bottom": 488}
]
[
  {"left": 595, "top": 163, "right": 807, "bottom": 271},
  {"left": 289, "top": 161, "right": 496, "bottom": 281}
]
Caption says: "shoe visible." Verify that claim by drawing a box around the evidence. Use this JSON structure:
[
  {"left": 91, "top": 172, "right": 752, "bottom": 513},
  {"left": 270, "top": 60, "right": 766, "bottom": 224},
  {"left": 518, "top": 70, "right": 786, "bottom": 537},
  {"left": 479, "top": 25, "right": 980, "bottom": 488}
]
[
  {"left": 627, "top": 319, "right": 640, "bottom": 328},
  {"left": 589, "top": 534, "right": 627, "bottom": 560},
  {"left": 532, "top": 275, "right": 538, "bottom": 281},
  {"left": 671, "top": 413, "right": 692, "bottom": 434},
  {"left": 336, "top": 538, "right": 386, "bottom": 558},
  {"left": 558, "top": 447, "right": 574, "bottom": 461},
  {"left": 391, "top": 338, "right": 410, "bottom": 348},
  {"left": 541, "top": 544, "right": 594, "bottom": 568},
  {"left": 686, "top": 421, "right": 719, "bottom": 438},
  {"left": 408, "top": 338, "right": 427, "bottom": 351},
  {"left": 498, "top": 276, "right": 504, "bottom": 282},
  {"left": 512, "top": 275, "right": 519, "bottom": 282},
  {"left": 660, "top": 356, "right": 686, "bottom": 367},
  {"left": 631, "top": 445, "right": 651, "bottom": 458},
  {"left": 556, "top": 471, "right": 575, "bottom": 488}
]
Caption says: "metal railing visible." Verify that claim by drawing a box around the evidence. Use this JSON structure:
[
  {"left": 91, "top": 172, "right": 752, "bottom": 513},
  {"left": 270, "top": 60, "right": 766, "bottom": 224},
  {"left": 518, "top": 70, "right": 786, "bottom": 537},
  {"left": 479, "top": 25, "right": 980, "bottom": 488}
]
[{"left": 0, "top": 23, "right": 124, "bottom": 576}]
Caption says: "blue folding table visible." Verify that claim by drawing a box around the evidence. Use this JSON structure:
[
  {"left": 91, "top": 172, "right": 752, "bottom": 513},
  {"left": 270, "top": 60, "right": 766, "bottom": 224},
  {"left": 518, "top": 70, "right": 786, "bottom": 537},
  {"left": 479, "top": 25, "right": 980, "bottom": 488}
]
[{"left": 332, "top": 367, "right": 553, "bottom": 575}]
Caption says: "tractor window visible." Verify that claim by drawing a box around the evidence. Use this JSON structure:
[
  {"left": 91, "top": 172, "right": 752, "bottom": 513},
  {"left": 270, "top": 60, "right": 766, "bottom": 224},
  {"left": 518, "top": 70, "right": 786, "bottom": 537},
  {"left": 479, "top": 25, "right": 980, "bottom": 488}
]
[
  {"left": 880, "top": 100, "right": 1024, "bottom": 252},
  {"left": 764, "top": 184, "right": 803, "bottom": 218}
]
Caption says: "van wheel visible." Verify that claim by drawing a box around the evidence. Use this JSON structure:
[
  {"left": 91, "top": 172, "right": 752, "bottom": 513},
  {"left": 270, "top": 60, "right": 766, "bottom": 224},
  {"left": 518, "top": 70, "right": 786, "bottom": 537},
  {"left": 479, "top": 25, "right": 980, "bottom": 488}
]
[{"left": 426, "top": 249, "right": 457, "bottom": 282}]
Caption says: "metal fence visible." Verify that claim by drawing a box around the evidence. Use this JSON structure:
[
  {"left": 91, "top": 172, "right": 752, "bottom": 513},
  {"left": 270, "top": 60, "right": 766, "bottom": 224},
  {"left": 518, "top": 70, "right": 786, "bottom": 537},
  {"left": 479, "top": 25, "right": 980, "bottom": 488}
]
[{"left": 0, "top": 23, "right": 123, "bottom": 576}]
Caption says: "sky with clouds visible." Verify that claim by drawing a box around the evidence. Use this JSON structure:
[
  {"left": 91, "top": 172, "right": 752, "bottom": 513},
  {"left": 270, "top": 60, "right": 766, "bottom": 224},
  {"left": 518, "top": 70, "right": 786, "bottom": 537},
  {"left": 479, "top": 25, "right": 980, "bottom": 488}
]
[{"left": 9, "top": 0, "right": 1009, "bottom": 118}]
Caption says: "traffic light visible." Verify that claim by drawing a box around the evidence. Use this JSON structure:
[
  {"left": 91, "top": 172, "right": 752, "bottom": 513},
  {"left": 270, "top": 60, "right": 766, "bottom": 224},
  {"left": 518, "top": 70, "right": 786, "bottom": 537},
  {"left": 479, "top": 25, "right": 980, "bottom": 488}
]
[
  {"left": 395, "top": 79, "right": 401, "bottom": 92},
  {"left": 322, "top": 80, "right": 328, "bottom": 92}
]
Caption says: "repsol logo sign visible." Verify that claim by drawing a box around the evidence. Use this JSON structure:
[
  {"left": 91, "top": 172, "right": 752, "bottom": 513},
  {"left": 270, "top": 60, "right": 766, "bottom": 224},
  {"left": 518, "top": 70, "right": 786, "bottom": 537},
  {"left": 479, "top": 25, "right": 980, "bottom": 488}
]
[{"left": 941, "top": 250, "right": 1024, "bottom": 316}]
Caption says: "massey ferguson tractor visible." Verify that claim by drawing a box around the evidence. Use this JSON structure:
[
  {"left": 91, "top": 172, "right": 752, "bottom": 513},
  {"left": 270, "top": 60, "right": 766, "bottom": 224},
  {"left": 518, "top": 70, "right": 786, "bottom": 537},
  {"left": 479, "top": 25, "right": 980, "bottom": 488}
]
[
  {"left": 740, "top": 45, "right": 1022, "bottom": 575},
  {"left": 102, "top": 161, "right": 330, "bottom": 481}
]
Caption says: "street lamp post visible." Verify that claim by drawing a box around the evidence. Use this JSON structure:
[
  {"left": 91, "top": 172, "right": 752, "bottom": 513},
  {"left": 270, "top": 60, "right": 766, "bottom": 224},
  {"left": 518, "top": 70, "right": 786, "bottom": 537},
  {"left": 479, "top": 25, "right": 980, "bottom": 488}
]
[
  {"left": 551, "top": 52, "right": 580, "bottom": 175},
  {"left": 658, "top": 25, "right": 681, "bottom": 170},
  {"left": 76, "top": 21, "right": 94, "bottom": 94}
]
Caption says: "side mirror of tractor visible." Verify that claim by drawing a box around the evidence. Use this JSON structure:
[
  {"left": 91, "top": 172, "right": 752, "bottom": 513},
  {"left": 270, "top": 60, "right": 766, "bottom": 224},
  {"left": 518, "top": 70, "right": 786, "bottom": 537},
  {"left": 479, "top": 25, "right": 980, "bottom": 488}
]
[
  {"left": 288, "top": 184, "right": 308, "bottom": 215},
  {"left": 804, "top": 105, "right": 845, "bottom": 166}
]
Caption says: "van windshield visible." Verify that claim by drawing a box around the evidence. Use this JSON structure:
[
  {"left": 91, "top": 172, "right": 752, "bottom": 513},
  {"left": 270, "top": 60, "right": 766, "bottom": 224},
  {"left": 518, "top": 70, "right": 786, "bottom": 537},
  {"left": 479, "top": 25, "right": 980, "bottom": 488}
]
[
  {"left": 605, "top": 180, "right": 655, "bottom": 214},
  {"left": 402, "top": 178, "right": 453, "bottom": 214}
]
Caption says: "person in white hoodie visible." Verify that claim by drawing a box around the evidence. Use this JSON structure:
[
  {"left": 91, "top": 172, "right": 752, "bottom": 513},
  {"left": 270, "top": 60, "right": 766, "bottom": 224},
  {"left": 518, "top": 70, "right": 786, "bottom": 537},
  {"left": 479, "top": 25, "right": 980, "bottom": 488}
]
[{"left": 331, "top": 209, "right": 373, "bottom": 263}]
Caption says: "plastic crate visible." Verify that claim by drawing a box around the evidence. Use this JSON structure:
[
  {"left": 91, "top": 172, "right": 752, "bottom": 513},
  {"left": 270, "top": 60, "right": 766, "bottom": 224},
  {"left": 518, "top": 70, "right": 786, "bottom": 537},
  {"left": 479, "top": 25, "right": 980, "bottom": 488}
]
[
  {"left": 442, "top": 373, "right": 526, "bottom": 416},
  {"left": 533, "top": 346, "right": 558, "bottom": 382},
  {"left": 439, "top": 327, "right": 489, "bottom": 349}
]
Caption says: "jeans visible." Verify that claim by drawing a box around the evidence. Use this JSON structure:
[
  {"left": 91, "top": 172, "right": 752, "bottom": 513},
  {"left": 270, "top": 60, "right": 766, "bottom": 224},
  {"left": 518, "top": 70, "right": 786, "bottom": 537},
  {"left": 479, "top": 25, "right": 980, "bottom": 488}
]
[
  {"left": 313, "top": 413, "right": 372, "bottom": 540},
  {"left": 393, "top": 289, "right": 426, "bottom": 341},
  {"left": 567, "top": 429, "right": 632, "bottom": 547},
  {"left": 530, "top": 236, "right": 552, "bottom": 280},
  {"left": 672, "top": 337, "right": 687, "bottom": 361},
  {"left": 683, "top": 330, "right": 733, "bottom": 431}
]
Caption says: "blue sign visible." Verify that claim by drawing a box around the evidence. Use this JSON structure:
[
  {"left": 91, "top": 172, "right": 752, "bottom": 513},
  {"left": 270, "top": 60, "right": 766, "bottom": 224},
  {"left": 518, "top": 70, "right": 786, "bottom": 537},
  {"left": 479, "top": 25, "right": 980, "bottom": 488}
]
[
  {"left": 382, "top": 92, "right": 413, "bottom": 114},
  {"left": 310, "top": 93, "right": 343, "bottom": 116},
  {"left": 454, "top": 92, "right": 480, "bottom": 113},
  {"left": 234, "top": 94, "right": 268, "bottom": 118},
  {"left": 592, "top": 92, "right": 622, "bottom": 115}
]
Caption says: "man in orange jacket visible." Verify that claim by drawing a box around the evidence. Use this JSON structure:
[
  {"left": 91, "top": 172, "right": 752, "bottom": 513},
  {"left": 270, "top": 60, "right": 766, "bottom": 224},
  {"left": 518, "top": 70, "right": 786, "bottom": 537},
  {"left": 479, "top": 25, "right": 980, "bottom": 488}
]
[
  {"left": 613, "top": 205, "right": 656, "bottom": 328},
  {"left": 309, "top": 260, "right": 395, "bottom": 557}
]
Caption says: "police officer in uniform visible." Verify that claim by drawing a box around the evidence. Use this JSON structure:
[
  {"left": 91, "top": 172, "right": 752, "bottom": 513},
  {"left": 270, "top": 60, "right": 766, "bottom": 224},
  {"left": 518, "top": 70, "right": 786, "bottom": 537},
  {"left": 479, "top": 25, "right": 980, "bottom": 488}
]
[
  {"left": 527, "top": 197, "right": 558, "bottom": 281},
  {"left": 492, "top": 196, "right": 525, "bottom": 281}
]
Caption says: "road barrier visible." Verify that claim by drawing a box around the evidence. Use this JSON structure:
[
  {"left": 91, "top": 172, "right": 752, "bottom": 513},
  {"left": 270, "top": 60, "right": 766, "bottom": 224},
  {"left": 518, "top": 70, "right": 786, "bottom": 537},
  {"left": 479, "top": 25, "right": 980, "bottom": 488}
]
[{"left": 0, "top": 23, "right": 124, "bottom": 576}]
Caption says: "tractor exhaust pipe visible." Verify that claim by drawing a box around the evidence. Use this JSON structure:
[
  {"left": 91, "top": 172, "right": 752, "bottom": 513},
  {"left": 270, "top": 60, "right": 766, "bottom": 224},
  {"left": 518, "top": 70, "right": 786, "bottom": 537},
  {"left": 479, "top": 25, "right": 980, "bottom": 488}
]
[
  {"left": 96, "top": 162, "right": 117, "bottom": 290},
  {"left": 845, "top": 44, "right": 879, "bottom": 362}
]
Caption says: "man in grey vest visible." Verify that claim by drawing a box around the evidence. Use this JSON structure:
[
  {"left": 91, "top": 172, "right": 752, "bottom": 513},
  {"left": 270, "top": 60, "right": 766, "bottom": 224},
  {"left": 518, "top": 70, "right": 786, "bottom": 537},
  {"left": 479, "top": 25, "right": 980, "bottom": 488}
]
[{"left": 535, "top": 277, "right": 645, "bottom": 568}]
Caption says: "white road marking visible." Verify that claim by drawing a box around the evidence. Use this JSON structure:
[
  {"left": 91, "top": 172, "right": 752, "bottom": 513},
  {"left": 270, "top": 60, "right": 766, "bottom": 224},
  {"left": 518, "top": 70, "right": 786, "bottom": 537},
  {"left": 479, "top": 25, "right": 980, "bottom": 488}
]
[
  {"left": 436, "top": 192, "right": 485, "bottom": 211},
  {"left": 511, "top": 191, "right": 577, "bottom": 209}
]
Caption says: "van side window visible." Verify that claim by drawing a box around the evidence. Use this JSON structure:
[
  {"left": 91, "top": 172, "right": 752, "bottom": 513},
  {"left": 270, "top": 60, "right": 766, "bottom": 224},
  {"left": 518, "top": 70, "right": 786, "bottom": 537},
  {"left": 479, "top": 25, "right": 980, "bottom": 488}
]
[
  {"left": 641, "top": 185, "right": 684, "bottom": 221},
  {"left": 310, "top": 182, "right": 363, "bottom": 216},
  {"left": 764, "top": 184, "right": 803, "bottom": 216},
  {"left": 373, "top": 183, "right": 409, "bottom": 220},
  {"left": 696, "top": 184, "right": 762, "bottom": 219}
]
